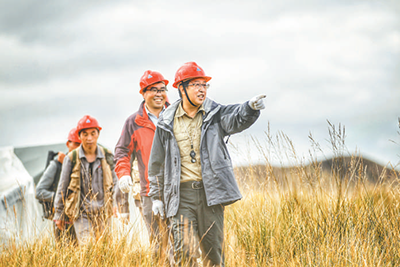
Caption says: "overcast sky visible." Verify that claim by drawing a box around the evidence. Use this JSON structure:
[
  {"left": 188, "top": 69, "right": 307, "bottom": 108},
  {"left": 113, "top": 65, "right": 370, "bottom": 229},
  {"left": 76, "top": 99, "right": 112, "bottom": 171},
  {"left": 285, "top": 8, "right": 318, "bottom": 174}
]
[{"left": 1, "top": 0, "right": 399, "bottom": 167}]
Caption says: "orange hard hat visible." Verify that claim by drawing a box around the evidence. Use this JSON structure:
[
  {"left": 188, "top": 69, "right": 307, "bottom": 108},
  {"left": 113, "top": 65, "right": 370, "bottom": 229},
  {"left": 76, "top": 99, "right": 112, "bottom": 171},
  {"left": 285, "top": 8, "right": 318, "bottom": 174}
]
[
  {"left": 67, "top": 127, "right": 81, "bottom": 143},
  {"left": 172, "top": 62, "right": 212, "bottom": 88},
  {"left": 139, "top": 70, "right": 169, "bottom": 94},
  {"left": 76, "top": 115, "right": 102, "bottom": 134}
]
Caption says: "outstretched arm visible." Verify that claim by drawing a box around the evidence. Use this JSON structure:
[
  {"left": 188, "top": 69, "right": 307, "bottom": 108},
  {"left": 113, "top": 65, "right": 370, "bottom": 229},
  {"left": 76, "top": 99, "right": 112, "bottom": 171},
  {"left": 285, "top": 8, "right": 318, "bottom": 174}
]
[{"left": 219, "top": 97, "right": 263, "bottom": 136}]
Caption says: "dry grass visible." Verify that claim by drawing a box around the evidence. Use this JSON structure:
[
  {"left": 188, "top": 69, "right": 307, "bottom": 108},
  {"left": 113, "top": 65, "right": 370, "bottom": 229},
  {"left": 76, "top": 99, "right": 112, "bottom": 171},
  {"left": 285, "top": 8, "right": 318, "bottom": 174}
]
[{"left": 1, "top": 122, "right": 400, "bottom": 266}]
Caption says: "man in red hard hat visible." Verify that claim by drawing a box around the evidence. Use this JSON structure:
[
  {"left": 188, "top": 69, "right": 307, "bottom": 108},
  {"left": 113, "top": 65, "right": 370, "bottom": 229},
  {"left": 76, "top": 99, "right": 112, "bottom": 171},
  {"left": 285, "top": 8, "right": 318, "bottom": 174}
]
[
  {"left": 114, "top": 70, "right": 170, "bottom": 254},
  {"left": 148, "top": 62, "right": 266, "bottom": 266},
  {"left": 36, "top": 127, "right": 81, "bottom": 244},
  {"left": 54, "top": 115, "right": 119, "bottom": 245}
]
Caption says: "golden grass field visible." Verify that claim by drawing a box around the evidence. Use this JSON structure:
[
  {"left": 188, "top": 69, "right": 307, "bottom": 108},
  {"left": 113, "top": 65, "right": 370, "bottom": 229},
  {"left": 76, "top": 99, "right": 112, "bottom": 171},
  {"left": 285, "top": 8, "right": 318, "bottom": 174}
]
[{"left": 1, "top": 124, "right": 400, "bottom": 266}]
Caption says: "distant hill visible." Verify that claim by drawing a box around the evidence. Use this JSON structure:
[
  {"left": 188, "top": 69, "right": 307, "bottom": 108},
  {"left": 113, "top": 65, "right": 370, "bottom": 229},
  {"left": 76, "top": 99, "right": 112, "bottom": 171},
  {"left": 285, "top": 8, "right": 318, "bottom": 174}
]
[{"left": 234, "top": 156, "right": 400, "bottom": 186}]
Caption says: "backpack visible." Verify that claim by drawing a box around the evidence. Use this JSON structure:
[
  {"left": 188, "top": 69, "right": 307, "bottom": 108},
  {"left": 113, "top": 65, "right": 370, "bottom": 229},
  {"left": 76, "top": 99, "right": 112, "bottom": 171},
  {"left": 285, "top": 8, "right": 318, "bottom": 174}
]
[{"left": 39, "top": 150, "right": 62, "bottom": 220}]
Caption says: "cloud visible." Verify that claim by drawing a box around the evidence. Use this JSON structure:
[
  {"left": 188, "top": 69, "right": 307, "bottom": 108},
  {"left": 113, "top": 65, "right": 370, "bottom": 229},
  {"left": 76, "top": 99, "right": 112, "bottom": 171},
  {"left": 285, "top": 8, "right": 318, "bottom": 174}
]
[{"left": 0, "top": 0, "right": 399, "bottom": 166}]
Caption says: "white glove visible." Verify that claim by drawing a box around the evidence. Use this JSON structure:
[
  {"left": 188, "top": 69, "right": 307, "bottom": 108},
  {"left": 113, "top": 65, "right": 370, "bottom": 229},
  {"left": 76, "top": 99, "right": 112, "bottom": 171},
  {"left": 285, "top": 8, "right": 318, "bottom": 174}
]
[
  {"left": 249, "top": 94, "right": 266, "bottom": 110},
  {"left": 152, "top": 200, "right": 165, "bottom": 219},
  {"left": 119, "top": 175, "right": 133, "bottom": 194}
]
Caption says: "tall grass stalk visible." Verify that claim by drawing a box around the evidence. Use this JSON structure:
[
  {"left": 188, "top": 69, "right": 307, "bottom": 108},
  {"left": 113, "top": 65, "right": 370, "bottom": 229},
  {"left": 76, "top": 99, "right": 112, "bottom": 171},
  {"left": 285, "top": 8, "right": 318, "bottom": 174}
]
[{"left": 1, "top": 122, "right": 400, "bottom": 266}]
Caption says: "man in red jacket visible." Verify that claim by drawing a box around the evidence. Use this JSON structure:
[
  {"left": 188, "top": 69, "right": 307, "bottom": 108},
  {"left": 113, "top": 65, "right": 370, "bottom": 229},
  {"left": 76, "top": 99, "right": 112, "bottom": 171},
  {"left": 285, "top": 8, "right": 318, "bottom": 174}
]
[{"left": 114, "top": 70, "right": 169, "bottom": 252}]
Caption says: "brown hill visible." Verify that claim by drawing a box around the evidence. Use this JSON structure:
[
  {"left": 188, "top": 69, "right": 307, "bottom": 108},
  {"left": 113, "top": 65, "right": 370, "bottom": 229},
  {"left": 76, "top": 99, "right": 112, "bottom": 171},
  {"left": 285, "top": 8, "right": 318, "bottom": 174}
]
[{"left": 234, "top": 156, "right": 399, "bottom": 187}]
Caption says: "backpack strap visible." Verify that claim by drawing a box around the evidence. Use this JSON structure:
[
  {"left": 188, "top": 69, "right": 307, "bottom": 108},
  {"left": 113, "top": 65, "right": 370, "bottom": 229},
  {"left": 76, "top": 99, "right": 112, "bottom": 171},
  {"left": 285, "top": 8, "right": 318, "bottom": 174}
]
[
  {"left": 50, "top": 160, "right": 62, "bottom": 195},
  {"left": 100, "top": 146, "right": 115, "bottom": 169},
  {"left": 65, "top": 148, "right": 81, "bottom": 222},
  {"left": 71, "top": 149, "right": 78, "bottom": 166},
  {"left": 98, "top": 146, "right": 114, "bottom": 218}
]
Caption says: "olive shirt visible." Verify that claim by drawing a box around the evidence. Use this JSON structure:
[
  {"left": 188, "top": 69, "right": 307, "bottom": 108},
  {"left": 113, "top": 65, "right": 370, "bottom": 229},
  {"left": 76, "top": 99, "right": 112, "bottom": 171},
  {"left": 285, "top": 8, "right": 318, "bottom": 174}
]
[{"left": 173, "top": 103, "right": 204, "bottom": 183}]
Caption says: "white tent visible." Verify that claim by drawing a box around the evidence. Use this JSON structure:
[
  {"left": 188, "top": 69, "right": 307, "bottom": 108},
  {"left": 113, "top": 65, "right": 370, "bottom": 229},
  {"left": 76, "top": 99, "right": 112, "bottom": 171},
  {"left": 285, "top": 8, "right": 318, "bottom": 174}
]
[{"left": 0, "top": 146, "right": 51, "bottom": 247}]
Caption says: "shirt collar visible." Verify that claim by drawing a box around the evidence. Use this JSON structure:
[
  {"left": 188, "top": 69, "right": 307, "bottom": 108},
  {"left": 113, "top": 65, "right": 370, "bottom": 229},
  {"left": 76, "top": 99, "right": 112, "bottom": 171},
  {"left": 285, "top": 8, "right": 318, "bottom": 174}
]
[
  {"left": 145, "top": 105, "right": 165, "bottom": 118},
  {"left": 78, "top": 144, "right": 104, "bottom": 160},
  {"left": 175, "top": 102, "right": 205, "bottom": 118}
]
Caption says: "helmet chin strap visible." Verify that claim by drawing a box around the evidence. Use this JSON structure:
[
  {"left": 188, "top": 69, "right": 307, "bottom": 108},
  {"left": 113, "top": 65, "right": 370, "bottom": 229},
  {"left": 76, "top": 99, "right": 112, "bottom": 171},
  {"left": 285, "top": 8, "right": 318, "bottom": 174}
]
[{"left": 182, "top": 83, "right": 198, "bottom": 107}]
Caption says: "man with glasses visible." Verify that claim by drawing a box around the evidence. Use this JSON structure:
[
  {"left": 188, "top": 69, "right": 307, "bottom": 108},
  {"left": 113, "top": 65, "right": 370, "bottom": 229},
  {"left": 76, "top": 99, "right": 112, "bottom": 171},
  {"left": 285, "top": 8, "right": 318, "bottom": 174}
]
[
  {"left": 115, "top": 70, "right": 169, "bottom": 255},
  {"left": 148, "top": 61, "right": 266, "bottom": 266}
]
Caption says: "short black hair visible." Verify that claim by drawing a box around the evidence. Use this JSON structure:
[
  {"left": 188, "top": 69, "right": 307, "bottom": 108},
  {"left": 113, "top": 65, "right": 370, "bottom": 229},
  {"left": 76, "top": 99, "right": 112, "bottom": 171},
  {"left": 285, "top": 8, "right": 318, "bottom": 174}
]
[
  {"left": 143, "top": 81, "right": 166, "bottom": 93},
  {"left": 79, "top": 128, "right": 100, "bottom": 136}
]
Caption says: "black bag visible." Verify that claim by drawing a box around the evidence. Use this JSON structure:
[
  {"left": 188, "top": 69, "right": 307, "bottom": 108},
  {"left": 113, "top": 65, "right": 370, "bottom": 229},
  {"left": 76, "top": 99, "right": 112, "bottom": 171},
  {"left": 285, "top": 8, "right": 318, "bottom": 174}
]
[{"left": 39, "top": 150, "right": 62, "bottom": 220}]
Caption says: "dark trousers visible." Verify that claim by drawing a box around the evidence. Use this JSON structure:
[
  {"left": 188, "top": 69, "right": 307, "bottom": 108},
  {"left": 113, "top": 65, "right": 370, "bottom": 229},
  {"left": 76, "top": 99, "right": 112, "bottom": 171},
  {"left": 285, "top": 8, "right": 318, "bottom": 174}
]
[
  {"left": 170, "top": 181, "right": 224, "bottom": 267},
  {"left": 139, "top": 197, "right": 174, "bottom": 264},
  {"left": 141, "top": 196, "right": 161, "bottom": 249}
]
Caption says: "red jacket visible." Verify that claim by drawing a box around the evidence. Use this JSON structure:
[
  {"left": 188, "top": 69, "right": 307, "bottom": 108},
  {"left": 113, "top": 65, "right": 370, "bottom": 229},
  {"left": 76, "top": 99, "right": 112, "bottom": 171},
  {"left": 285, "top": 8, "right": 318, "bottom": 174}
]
[{"left": 114, "top": 101, "right": 168, "bottom": 196}]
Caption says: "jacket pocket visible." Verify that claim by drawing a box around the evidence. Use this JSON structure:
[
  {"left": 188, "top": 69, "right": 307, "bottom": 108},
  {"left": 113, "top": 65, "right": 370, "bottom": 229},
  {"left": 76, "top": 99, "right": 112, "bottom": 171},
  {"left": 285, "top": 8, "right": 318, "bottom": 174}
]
[
  {"left": 65, "top": 169, "right": 80, "bottom": 219},
  {"left": 163, "top": 183, "right": 172, "bottom": 208},
  {"left": 64, "top": 182, "right": 80, "bottom": 221},
  {"left": 209, "top": 166, "right": 241, "bottom": 206}
]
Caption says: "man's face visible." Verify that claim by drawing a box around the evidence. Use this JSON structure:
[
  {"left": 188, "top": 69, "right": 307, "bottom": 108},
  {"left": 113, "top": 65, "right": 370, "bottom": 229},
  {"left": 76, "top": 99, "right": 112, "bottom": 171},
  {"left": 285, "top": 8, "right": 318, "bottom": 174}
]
[
  {"left": 66, "top": 141, "right": 80, "bottom": 152},
  {"left": 143, "top": 82, "right": 167, "bottom": 111},
  {"left": 79, "top": 128, "right": 99, "bottom": 150},
  {"left": 180, "top": 78, "right": 208, "bottom": 107}
]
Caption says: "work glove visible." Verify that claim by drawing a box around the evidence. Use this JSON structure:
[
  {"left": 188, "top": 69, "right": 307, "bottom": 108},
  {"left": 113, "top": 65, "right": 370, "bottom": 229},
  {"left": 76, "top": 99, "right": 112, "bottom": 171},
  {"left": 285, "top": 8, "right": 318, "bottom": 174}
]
[
  {"left": 152, "top": 200, "right": 165, "bottom": 220},
  {"left": 249, "top": 94, "right": 266, "bottom": 110},
  {"left": 119, "top": 175, "right": 133, "bottom": 194}
]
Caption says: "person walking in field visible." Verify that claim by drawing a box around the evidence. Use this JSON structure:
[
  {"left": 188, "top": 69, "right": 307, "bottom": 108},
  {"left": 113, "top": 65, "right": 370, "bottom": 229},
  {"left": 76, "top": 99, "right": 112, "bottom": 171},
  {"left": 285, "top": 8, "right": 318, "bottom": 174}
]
[
  {"left": 53, "top": 115, "right": 119, "bottom": 245},
  {"left": 115, "top": 70, "right": 170, "bottom": 254},
  {"left": 148, "top": 61, "right": 265, "bottom": 266},
  {"left": 36, "top": 127, "right": 81, "bottom": 244}
]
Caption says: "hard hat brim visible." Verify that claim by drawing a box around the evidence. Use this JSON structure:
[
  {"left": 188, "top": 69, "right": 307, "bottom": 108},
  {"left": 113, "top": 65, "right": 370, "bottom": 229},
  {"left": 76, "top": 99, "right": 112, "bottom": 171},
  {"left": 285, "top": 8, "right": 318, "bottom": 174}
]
[
  {"left": 140, "top": 79, "right": 169, "bottom": 95},
  {"left": 173, "top": 76, "right": 212, "bottom": 88}
]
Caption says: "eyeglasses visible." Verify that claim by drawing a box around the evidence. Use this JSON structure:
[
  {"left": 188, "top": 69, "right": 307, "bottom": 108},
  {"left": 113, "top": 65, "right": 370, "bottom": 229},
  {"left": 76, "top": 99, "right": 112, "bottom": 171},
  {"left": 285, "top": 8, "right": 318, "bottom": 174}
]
[
  {"left": 188, "top": 83, "right": 210, "bottom": 90},
  {"left": 145, "top": 87, "right": 168, "bottom": 94}
]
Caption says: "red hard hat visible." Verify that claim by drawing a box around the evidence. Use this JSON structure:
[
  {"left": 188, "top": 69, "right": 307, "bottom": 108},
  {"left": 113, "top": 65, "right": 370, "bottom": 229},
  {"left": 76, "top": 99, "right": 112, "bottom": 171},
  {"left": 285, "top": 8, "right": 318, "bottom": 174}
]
[
  {"left": 76, "top": 115, "right": 102, "bottom": 134},
  {"left": 172, "top": 62, "right": 212, "bottom": 88},
  {"left": 139, "top": 70, "right": 169, "bottom": 94},
  {"left": 67, "top": 127, "right": 81, "bottom": 143}
]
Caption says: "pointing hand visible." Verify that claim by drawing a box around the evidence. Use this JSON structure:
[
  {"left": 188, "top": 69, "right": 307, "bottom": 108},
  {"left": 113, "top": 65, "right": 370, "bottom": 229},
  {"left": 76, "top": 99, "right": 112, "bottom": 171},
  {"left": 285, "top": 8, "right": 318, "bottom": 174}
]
[{"left": 249, "top": 94, "right": 266, "bottom": 110}]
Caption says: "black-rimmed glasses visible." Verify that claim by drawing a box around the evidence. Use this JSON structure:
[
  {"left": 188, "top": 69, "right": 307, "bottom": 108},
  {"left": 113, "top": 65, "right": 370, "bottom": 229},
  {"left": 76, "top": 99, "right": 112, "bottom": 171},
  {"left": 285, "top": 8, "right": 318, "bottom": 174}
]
[
  {"left": 145, "top": 87, "right": 168, "bottom": 94},
  {"left": 188, "top": 83, "right": 210, "bottom": 90}
]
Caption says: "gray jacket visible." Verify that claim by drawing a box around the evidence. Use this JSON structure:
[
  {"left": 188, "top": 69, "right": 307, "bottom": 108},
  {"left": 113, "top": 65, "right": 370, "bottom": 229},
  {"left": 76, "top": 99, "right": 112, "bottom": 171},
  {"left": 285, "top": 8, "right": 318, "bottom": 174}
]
[
  {"left": 148, "top": 98, "right": 260, "bottom": 218},
  {"left": 36, "top": 159, "right": 61, "bottom": 202},
  {"left": 54, "top": 145, "right": 120, "bottom": 221}
]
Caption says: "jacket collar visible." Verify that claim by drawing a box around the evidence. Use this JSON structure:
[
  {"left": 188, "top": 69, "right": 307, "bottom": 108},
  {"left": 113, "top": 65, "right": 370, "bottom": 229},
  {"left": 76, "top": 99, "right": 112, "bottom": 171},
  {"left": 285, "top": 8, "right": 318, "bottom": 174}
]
[
  {"left": 78, "top": 144, "right": 104, "bottom": 160},
  {"left": 135, "top": 100, "right": 170, "bottom": 130},
  {"left": 135, "top": 101, "right": 155, "bottom": 131}
]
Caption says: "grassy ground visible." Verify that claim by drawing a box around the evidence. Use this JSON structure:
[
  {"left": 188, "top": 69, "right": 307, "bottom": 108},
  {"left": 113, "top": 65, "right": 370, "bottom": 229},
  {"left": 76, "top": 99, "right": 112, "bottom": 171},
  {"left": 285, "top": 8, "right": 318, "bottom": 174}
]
[
  {"left": 1, "top": 125, "right": 400, "bottom": 266},
  {"left": 2, "top": 172, "right": 400, "bottom": 266},
  {"left": 2, "top": 182, "right": 400, "bottom": 266}
]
